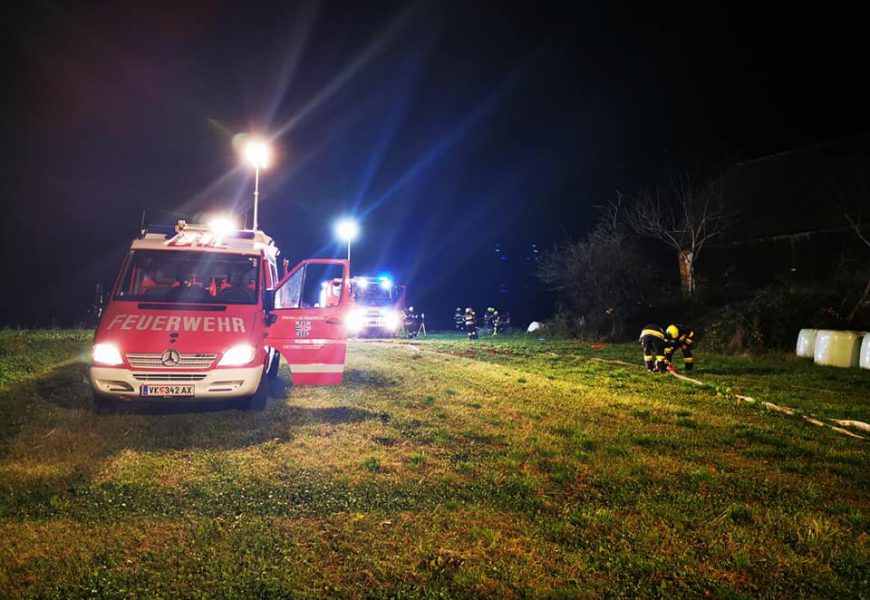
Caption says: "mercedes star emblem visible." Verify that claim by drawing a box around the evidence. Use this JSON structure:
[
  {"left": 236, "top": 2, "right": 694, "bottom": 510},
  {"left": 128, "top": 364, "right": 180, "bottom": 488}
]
[{"left": 160, "top": 349, "right": 180, "bottom": 367}]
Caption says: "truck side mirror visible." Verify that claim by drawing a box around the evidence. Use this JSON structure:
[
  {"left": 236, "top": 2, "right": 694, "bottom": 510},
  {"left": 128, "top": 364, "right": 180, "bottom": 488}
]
[
  {"left": 95, "top": 283, "right": 104, "bottom": 309},
  {"left": 87, "top": 283, "right": 105, "bottom": 327},
  {"left": 263, "top": 289, "right": 277, "bottom": 325},
  {"left": 282, "top": 259, "right": 290, "bottom": 277}
]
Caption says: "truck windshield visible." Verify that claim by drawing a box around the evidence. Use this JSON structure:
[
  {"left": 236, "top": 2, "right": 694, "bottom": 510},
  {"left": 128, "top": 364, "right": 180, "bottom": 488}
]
[
  {"left": 114, "top": 250, "right": 260, "bottom": 305},
  {"left": 353, "top": 285, "right": 393, "bottom": 306}
]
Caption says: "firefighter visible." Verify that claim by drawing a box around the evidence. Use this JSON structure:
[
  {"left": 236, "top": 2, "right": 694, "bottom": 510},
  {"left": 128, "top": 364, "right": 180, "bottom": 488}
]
[
  {"left": 664, "top": 324, "right": 696, "bottom": 372},
  {"left": 465, "top": 307, "right": 478, "bottom": 340},
  {"left": 639, "top": 324, "right": 667, "bottom": 372},
  {"left": 484, "top": 307, "right": 496, "bottom": 331},
  {"left": 454, "top": 307, "right": 465, "bottom": 331},
  {"left": 403, "top": 306, "right": 419, "bottom": 338},
  {"left": 493, "top": 309, "right": 510, "bottom": 335}
]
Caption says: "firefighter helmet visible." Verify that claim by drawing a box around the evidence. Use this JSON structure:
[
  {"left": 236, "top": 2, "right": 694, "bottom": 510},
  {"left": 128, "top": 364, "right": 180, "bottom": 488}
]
[{"left": 666, "top": 325, "right": 680, "bottom": 340}]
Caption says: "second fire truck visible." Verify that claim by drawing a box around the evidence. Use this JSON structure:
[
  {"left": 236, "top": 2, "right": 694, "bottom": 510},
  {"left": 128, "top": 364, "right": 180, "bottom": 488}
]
[{"left": 344, "top": 276, "right": 407, "bottom": 337}]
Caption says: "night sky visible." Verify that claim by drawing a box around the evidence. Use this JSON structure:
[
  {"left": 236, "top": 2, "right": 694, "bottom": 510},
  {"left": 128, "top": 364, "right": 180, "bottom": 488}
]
[{"left": 1, "top": 1, "right": 866, "bottom": 327}]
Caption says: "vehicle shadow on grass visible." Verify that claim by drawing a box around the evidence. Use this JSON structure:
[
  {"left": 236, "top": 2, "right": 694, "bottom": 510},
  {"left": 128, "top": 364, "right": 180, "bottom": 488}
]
[
  {"left": 30, "top": 361, "right": 259, "bottom": 415},
  {"left": 342, "top": 367, "right": 396, "bottom": 388},
  {"left": 0, "top": 361, "right": 398, "bottom": 516},
  {"left": 108, "top": 402, "right": 389, "bottom": 454},
  {"left": 0, "top": 359, "right": 92, "bottom": 452},
  {"left": 5, "top": 361, "right": 388, "bottom": 453}
]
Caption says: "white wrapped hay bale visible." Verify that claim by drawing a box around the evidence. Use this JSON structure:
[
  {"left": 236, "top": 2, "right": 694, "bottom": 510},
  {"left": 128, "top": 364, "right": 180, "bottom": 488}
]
[
  {"left": 795, "top": 329, "right": 818, "bottom": 358},
  {"left": 814, "top": 330, "right": 862, "bottom": 368},
  {"left": 860, "top": 333, "right": 870, "bottom": 370}
]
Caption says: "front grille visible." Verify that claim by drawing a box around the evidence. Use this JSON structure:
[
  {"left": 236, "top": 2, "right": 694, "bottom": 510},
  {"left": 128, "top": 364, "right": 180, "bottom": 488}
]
[
  {"left": 133, "top": 373, "right": 207, "bottom": 382},
  {"left": 126, "top": 352, "right": 217, "bottom": 369}
]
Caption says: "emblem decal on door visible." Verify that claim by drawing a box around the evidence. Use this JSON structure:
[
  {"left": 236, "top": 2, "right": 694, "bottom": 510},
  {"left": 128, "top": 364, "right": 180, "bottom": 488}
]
[{"left": 295, "top": 320, "right": 312, "bottom": 338}]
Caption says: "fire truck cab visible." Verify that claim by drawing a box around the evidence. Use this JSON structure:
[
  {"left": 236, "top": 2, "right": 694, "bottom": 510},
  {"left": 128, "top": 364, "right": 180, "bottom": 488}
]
[
  {"left": 343, "top": 276, "right": 406, "bottom": 337},
  {"left": 90, "top": 221, "right": 350, "bottom": 410}
]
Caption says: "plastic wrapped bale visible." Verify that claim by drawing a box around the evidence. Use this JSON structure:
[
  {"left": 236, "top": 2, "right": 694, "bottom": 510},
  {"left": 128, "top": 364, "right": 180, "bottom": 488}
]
[
  {"left": 527, "top": 321, "right": 543, "bottom": 333},
  {"left": 813, "top": 330, "right": 862, "bottom": 368},
  {"left": 861, "top": 333, "right": 870, "bottom": 370},
  {"left": 795, "top": 329, "right": 818, "bottom": 358}
]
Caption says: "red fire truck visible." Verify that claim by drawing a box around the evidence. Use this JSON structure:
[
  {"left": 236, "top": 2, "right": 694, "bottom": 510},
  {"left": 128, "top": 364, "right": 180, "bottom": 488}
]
[
  {"left": 343, "top": 276, "right": 407, "bottom": 337},
  {"left": 90, "top": 220, "right": 349, "bottom": 410}
]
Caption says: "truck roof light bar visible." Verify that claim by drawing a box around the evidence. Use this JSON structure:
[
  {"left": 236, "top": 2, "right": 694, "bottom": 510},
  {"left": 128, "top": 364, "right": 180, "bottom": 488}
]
[
  {"left": 143, "top": 224, "right": 256, "bottom": 241},
  {"left": 142, "top": 225, "right": 177, "bottom": 238}
]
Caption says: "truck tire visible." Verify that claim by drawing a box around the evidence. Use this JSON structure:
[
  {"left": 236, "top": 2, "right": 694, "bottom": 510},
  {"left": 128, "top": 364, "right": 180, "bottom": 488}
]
[
  {"left": 244, "top": 367, "right": 269, "bottom": 412},
  {"left": 266, "top": 349, "right": 281, "bottom": 381}
]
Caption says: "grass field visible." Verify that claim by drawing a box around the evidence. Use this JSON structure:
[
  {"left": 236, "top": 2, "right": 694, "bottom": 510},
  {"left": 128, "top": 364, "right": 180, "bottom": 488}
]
[{"left": 0, "top": 329, "right": 868, "bottom": 598}]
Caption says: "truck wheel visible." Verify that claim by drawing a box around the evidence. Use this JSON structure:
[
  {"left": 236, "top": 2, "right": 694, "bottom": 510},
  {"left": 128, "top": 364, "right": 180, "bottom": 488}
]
[
  {"left": 266, "top": 350, "right": 281, "bottom": 381},
  {"left": 93, "top": 392, "right": 115, "bottom": 415},
  {"left": 245, "top": 369, "right": 269, "bottom": 412}
]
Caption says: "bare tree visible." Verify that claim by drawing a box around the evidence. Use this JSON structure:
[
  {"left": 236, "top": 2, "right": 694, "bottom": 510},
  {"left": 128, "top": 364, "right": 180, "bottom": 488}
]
[
  {"left": 624, "top": 171, "right": 731, "bottom": 298},
  {"left": 537, "top": 196, "right": 662, "bottom": 338},
  {"left": 843, "top": 211, "right": 870, "bottom": 250},
  {"left": 829, "top": 169, "right": 870, "bottom": 323},
  {"left": 841, "top": 210, "right": 870, "bottom": 323}
]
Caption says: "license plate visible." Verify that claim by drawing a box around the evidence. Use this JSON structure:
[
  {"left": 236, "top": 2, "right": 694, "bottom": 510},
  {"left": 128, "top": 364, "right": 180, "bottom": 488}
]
[{"left": 140, "top": 385, "right": 194, "bottom": 397}]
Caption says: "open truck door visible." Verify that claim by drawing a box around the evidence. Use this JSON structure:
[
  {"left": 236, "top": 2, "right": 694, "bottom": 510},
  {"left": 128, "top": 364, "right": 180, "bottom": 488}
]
[{"left": 266, "top": 259, "right": 349, "bottom": 385}]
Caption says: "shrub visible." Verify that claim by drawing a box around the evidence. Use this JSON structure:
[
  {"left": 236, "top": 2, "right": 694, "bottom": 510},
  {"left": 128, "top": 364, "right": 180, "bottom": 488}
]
[
  {"left": 700, "top": 284, "right": 864, "bottom": 352},
  {"left": 537, "top": 231, "right": 674, "bottom": 340}
]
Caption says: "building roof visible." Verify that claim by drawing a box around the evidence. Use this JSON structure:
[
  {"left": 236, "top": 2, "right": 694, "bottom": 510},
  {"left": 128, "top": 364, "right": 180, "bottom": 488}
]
[{"left": 719, "top": 132, "right": 870, "bottom": 243}]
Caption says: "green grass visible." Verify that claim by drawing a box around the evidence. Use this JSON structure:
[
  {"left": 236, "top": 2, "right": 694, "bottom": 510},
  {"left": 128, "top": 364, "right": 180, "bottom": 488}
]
[{"left": 0, "top": 329, "right": 868, "bottom": 598}]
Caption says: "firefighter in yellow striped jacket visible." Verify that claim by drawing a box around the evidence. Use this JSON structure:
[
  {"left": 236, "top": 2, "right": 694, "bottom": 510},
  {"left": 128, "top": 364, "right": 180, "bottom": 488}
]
[
  {"left": 664, "top": 324, "right": 696, "bottom": 372},
  {"left": 465, "top": 307, "right": 478, "bottom": 340},
  {"left": 639, "top": 324, "right": 667, "bottom": 372}
]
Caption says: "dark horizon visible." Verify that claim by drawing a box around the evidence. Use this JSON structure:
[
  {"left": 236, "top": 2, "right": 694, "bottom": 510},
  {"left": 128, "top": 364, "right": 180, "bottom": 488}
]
[{"left": 2, "top": 1, "right": 867, "bottom": 328}]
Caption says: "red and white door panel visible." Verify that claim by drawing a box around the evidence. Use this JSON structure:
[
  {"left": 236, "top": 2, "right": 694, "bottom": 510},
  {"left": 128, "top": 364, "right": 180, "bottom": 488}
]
[{"left": 266, "top": 259, "right": 349, "bottom": 385}]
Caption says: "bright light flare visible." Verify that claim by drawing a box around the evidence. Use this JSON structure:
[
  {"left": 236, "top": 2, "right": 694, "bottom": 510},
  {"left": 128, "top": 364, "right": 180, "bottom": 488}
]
[
  {"left": 243, "top": 140, "right": 270, "bottom": 169},
  {"left": 218, "top": 344, "right": 257, "bottom": 366},
  {"left": 345, "top": 308, "right": 365, "bottom": 333},
  {"left": 335, "top": 218, "right": 360, "bottom": 242},
  {"left": 208, "top": 216, "right": 236, "bottom": 238},
  {"left": 379, "top": 278, "right": 393, "bottom": 291},
  {"left": 93, "top": 343, "right": 123, "bottom": 366},
  {"left": 383, "top": 309, "right": 400, "bottom": 331}
]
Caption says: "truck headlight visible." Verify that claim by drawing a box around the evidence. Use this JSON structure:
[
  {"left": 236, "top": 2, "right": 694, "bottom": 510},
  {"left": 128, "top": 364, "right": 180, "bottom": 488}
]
[
  {"left": 93, "top": 343, "right": 124, "bottom": 366},
  {"left": 218, "top": 344, "right": 257, "bottom": 366},
  {"left": 384, "top": 310, "right": 400, "bottom": 331}
]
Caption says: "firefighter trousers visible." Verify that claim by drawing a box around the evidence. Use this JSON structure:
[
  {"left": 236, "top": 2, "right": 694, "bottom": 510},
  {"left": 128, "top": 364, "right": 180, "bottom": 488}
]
[
  {"left": 665, "top": 345, "right": 694, "bottom": 371},
  {"left": 640, "top": 335, "right": 666, "bottom": 372}
]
